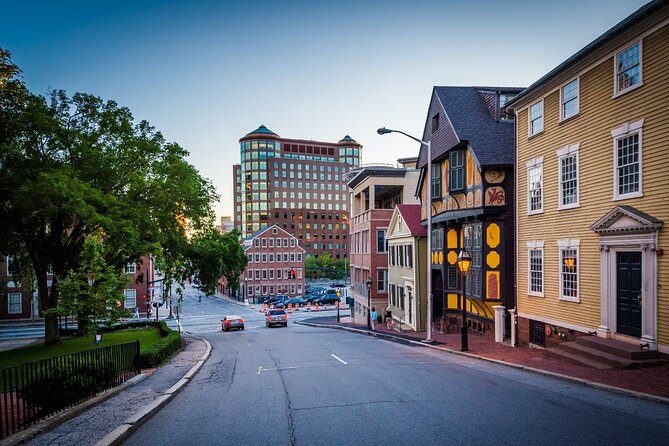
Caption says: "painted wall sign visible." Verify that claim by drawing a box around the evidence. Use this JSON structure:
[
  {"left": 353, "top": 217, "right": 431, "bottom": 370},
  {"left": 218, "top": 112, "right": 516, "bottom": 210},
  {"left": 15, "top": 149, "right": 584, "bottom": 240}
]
[
  {"left": 486, "top": 223, "right": 501, "bottom": 249},
  {"left": 485, "top": 187, "right": 505, "bottom": 206},
  {"left": 486, "top": 271, "right": 500, "bottom": 300}
]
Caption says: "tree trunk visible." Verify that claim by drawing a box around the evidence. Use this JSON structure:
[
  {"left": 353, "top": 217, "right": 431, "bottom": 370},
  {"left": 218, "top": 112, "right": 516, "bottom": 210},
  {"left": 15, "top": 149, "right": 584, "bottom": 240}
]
[
  {"left": 41, "top": 273, "right": 61, "bottom": 345},
  {"left": 44, "top": 313, "right": 61, "bottom": 345}
]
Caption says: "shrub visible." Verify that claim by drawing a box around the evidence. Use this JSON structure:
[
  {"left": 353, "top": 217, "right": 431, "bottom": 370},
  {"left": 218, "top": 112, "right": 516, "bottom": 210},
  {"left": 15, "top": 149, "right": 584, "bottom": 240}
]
[{"left": 139, "top": 321, "right": 182, "bottom": 368}]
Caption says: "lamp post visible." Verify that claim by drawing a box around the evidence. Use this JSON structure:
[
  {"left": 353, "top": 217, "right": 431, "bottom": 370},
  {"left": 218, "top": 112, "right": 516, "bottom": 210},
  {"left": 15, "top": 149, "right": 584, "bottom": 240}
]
[
  {"left": 366, "top": 277, "right": 372, "bottom": 329},
  {"left": 378, "top": 127, "right": 433, "bottom": 343},
  {"left": 336, "top": 289, "right": 341, "bottom": 323},
  {"left": 457, "top": 249, "right": 472, "bottom": 352}
]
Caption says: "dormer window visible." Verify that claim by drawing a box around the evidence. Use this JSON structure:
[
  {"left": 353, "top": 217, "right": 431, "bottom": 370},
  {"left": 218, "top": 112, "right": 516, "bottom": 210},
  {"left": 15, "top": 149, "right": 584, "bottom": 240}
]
[
  {"left": 499, "top": 94, "right": 516, "bottom": 122},
  {"left": 432, "top": 113, "right": 440, "bottom": 133},
  {"left": 449, "top": 150, "right": 465, "bottom": 192}
]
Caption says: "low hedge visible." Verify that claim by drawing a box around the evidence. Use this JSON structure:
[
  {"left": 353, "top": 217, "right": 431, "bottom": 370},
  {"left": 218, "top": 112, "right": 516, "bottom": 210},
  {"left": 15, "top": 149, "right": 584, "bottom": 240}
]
[{"left": 139, "top": 321, "right": 183, "bottom": 368}]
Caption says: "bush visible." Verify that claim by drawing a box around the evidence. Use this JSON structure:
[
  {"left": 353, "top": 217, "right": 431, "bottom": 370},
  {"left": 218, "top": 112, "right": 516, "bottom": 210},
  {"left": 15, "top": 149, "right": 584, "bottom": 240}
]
[{"left": 139, "top": 321, "right": 183, "bottom": 368}]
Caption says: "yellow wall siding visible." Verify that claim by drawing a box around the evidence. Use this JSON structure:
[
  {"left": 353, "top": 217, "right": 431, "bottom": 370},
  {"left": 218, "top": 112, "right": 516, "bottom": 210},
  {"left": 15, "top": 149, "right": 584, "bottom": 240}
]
[{"left": 517, "top": 23, "right": 669, "bottom": 345}]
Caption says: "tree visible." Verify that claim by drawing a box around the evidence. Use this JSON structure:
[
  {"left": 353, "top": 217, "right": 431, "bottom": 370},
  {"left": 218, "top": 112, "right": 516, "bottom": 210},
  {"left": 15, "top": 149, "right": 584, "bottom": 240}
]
[
  {"left": 0, "top": 49, "right": 217, "bottom": 344},
  {"left": 306, "top": 253, "right": 348, "bottom": 280},
  {"left": 55, "top": 235, "right": 129, "bottom": 335},
  {"left": 190, "top": 229, "right": 247, "bottom": 297}
]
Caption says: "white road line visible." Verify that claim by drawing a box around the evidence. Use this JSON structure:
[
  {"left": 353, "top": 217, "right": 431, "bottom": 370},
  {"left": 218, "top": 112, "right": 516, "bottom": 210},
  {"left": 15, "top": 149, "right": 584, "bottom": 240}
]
[
  {"left": 258, "top": 366, "right": 262, "bottom": 375},
  {"left": 331, "top": 354, "right": 348, "bottom": 365}
]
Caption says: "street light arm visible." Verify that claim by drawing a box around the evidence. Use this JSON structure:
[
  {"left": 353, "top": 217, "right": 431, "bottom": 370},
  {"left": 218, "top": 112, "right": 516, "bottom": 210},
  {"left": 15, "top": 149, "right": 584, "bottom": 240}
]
[{"left": 377, "top": 127, "right": 427, "bottom": 146}]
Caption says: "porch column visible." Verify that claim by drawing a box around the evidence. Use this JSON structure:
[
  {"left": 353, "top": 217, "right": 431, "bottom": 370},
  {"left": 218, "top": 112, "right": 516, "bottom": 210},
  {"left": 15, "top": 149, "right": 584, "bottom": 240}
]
[
  {"left": 641, "top": 244, "right": 658, "bottom": 350},
  {"left": 597, "top": 244, "right": 612, "bottom": 338}
]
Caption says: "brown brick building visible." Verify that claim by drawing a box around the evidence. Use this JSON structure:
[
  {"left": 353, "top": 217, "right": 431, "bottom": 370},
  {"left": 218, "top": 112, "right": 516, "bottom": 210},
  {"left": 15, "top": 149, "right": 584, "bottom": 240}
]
[{"left": 233, "top": 125, "right": 362, "bottom": 260}]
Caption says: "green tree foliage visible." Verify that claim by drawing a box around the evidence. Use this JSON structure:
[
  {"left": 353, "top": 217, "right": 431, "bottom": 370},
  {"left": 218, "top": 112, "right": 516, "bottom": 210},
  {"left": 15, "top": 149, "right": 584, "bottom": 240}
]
[
  {"left": 0, "top": 49, "right": 218, "bottom": 344},
  {"left": 305, "top": 253, "right": 348, "bottom": 280},
  {"left": 190, "top": 229, "right": 247, "bottom": 297},
  {"left": 55, "top": 235, "right": 129, "bottom": 335}
]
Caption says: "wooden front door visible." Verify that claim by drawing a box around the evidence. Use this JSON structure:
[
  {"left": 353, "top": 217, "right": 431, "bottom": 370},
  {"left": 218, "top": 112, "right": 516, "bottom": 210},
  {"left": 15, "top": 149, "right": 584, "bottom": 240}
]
[{"left": 616, "top": 252, "right": 642, "bottom": 338}]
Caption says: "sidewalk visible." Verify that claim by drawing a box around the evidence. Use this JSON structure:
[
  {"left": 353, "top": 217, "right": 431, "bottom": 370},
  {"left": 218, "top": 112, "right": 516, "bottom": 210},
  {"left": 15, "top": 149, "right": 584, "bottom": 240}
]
[
  {"left": 8, "top": 334, "right": 210, "bottom": 446},
  {"left": 300, "top": 315, "right": 669, "bottom": 402}
]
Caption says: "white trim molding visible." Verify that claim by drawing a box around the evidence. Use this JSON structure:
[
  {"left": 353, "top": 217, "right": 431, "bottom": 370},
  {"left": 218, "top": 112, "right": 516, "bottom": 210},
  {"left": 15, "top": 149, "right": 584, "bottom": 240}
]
[
  {"left": 613, "top": 40, "right": 643, "bottom": 98},
  {"left": 526, "top": 156, "right": 544, "bottom": 215},
  {"left": 557, "top": 239, "right": 580, "bottom": 303},
  {"left": 527, "top": 241, "right": 545, "bottom": 297},
  {"left": 556, "top": 143, "right": 580, "bottom": 210},
  {"left": 611, "top": 119, "right": 644, "bottom": 201},
  {"left": 592, "top": 205, "right": 662, "bottom": 350},
  {"left": 559, "top": 77, "right": 580, "bottom": 122}
]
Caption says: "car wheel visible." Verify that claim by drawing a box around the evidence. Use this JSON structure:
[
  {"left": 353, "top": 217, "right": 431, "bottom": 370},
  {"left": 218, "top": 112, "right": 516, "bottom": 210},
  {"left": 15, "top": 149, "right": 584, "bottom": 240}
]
[
  {"left": 224, "top": 327, "right": 228, "bottom": 332},
  {"left": 241, "top": 326, "right": 244, "bottom": 330}
]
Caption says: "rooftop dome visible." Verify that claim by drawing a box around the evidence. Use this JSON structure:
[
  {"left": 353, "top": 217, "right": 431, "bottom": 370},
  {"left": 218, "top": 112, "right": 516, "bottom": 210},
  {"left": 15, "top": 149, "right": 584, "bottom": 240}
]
[
  {"left": 245, "top": 125, "right": 278, "bottom": 137},
  {"left": 338, "top": 135, "right": 357, "bottom": 144}
]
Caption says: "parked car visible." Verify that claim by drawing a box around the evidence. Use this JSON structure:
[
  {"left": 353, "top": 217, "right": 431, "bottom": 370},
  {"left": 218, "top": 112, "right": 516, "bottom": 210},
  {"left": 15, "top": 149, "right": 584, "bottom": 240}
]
[
  {"left": 315, "top": 294, "right": 341, "bottom": 306},
  {"left": 305, "top": 293, "right": 323, "bottom": 304},
  {"left": 306, "top": 286, "right": 325, "bottom": 294},
  {"left": 331, "top": 282, "right": 346, "bottom": 288},
  {"left": 286, "top": 297, "right": 306, "bottom": 307},
  {"left": 266, "top": 309, "right": 288, "bottom": 328},
  {"left": 265, "top": 295, "right": 289, "bottom": 307},
  {"left": 221, "top": 315, "right": 244, "bottom": 331}
]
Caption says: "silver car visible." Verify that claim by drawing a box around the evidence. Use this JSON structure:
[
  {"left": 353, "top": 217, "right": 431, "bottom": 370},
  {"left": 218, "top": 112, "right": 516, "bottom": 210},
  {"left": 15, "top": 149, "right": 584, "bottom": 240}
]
[{"left": 222, "top": 315, "right": 245, "bottom": 331}]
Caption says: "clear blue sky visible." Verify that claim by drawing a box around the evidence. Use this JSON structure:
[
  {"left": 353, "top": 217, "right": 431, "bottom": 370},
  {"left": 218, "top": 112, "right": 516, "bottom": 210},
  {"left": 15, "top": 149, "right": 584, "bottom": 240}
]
[{"left": 3, "top": 0, "right": 649, "bottom": 220}]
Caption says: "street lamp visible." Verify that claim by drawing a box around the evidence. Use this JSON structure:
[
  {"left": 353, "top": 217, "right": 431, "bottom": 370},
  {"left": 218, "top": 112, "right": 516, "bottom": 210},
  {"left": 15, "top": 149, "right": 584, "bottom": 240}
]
[
  {"left": 378, "top": 127, "right": 433, "bottom": 343},
  {"left": 336, "top": 289, "right": 341, "bottom": 323},
  {"left": 366, "top": 277, "right": 372, "bottom": 329},
  {"left": 457, "top": 249, "right": 472, "bottom": 352}
]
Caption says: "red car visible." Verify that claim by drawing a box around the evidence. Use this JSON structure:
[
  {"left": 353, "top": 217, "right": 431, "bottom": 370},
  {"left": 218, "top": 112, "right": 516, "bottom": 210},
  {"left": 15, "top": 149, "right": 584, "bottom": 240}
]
[
  {"left": 222, "top": 315, "right": 245, "bottom": 331},
  {"left": 266, "top": 309, "right": 288, "bottom": 328}
]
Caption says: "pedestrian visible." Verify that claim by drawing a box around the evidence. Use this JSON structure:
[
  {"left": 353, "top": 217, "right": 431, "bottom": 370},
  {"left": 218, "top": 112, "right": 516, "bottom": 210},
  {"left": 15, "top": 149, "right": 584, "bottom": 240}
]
[
  {"left": 133, "top": 306, "right": 140, "bottom": 319},
  {"left": 385, "top": 307, "right": 392, "bottom": 329},
  {"left": 371, "top": 307, "right": 377, "bottom": 331}
]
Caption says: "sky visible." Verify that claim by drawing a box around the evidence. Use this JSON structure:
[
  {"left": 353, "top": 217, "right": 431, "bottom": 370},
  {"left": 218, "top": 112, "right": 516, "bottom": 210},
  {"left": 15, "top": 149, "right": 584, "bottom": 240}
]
[{"left": 2, "top": 0, "right": 650, "bottom": 221}]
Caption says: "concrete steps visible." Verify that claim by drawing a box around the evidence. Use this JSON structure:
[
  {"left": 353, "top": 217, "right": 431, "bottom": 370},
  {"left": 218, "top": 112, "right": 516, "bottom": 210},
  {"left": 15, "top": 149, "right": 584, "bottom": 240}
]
[{"left": 545, "top": 336, "right": 668, "bottom": 370}]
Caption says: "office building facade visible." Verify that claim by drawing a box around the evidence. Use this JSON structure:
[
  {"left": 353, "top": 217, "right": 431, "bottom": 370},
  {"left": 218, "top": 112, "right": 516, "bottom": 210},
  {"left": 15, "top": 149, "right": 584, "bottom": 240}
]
[{"left": 233, "top": 125, "right": 362, "bottom": 259}]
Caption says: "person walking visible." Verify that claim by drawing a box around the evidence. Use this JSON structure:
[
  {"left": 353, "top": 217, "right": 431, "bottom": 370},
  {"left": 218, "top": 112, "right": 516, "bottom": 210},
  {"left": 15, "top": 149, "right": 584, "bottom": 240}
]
[
  {"left": 371, "top": 307, "right": 377, "bottom": 331},
  {"left": 133, "top": 306, "right": 140, "bottom": 319}
]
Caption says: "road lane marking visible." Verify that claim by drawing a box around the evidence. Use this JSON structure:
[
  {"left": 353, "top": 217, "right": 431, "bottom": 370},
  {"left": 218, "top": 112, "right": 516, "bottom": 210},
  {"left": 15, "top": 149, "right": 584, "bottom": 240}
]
[
  {"left": 258, "top": 366, "right": 262, "bottom": 375},
  {"left": 331, "top": 354, "right": 348, "bottom": 365},
  {"left": 257, "top": 366, "right": 296, "bottom": 375}
]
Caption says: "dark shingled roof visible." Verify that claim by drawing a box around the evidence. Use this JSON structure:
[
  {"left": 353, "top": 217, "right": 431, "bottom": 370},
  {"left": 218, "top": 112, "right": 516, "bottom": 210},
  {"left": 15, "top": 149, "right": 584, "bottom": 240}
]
[
  {"left": 431, "top": 87, "right": 521, "bottom": 167},
  {"left": 339, "top": 135, "right": 357, "bottom": 143}
]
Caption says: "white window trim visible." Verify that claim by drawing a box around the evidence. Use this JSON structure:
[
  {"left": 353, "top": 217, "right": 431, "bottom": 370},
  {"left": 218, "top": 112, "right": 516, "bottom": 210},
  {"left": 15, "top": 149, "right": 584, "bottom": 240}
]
[
  {"left": 527, "top": 241, "right": 545, "bottom": 298},
  {"left": 557, "top": 239, "right": 580, "bottom": 303},
  {"left": 125, "top": 263, "right": 137, "bottom": 274},
  {"left": 528, "top": 99, "right": 544, "bottom": 137},
  {"left": 611, "top": 119, "right": 644, "bottom": 201},
  {"left": 613, "top": 40, "right": 643, "bottom": 98},
  {"left": 556, "top": 143, "right": 580, "bottom": 210},
  {"left": 8, "top": 292, "right": 22, "bottom": 314},
  {"left": 124, "top": 289, "right": 137, "bottom": 308},
  {"left": 559, "top": 77, "right": 580, "bottom": 122},
  {"left": 526, "top": 156, "right": 544, "bottom": 215}
]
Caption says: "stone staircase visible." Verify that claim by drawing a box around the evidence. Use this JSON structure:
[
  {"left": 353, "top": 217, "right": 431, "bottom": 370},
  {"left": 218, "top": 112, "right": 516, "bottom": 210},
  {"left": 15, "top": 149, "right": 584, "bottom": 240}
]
[{"left": 545, "top": 336, "right": 668, "bottom": 370}]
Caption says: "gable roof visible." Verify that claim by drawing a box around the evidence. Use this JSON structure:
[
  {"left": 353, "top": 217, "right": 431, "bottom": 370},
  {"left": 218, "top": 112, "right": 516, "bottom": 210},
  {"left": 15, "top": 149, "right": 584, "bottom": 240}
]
[
  {"left": 396, "top": 204, "right": 426, "bottom": 236},
  {"left": 243, "top": 224, "right": 306, "bottom": 252},
  {"left": 418, "top": 86, "right": 523, "bottom": 169}
]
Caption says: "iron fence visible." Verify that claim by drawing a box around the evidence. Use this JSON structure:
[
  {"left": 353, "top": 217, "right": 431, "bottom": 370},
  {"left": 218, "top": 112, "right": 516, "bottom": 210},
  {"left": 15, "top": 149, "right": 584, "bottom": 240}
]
[{"left": 0, "top": 340, "right": 140, "bottom": 439}]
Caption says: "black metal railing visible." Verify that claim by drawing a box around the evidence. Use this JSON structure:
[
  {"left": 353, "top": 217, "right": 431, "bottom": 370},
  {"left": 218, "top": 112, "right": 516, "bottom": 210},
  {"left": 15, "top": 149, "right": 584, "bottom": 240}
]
[{"left": 1, "top": 340, "right": 140, "bottom": 439}]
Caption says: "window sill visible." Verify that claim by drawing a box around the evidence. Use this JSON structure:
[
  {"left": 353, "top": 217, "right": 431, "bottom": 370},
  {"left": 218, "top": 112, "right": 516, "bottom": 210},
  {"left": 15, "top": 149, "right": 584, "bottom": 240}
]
[
  {"left": 558, "top": 203, "right": 580, "bottom": 211},
  {"left": 558, "top": 113, "right": 580, "bottom": 125},
  {"left": 559, "top": 296, "right": 580, "bottom": 303},
  {"left": 527, "top": 130, "right": 544, "bottom": 140},
  {"left": 528, "top": 292, "right": 545, "bottom": 298},
  {"left": 527, "top": 210, "right": 544, "bottom": 216},
  {"left": 613, "top": 191, "right": 643, "bottom": 201},
  {"left": 613, "top": 81, "right": 643, "bottom": 99}
]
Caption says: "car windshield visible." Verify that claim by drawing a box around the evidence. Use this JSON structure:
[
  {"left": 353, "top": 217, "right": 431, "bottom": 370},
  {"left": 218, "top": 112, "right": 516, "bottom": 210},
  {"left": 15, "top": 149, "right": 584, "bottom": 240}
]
[{"left": 269, "top": 309, "right": 286, "bottom": 315}]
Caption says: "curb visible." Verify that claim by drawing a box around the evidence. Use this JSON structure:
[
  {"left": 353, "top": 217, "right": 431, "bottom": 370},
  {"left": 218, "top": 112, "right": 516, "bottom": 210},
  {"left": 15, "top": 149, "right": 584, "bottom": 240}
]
[
  {"left": 297, "top": 320, "right": 669, "bottom": 406},
  {"left": 94, "top": 334, "right": 212, "bottom": 446}
]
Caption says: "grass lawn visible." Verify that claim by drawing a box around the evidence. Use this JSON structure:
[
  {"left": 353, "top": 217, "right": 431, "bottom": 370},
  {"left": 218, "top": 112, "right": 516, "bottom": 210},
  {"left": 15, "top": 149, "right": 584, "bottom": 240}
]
[{"left": 0, "top": 327, "right": 163, "bottom": 370}]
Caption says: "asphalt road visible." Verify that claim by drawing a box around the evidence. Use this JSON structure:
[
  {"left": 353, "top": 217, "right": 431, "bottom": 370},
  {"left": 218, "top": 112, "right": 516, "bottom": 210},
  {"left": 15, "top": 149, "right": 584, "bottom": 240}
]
[{"left": 125, "top": 286, "right": 669, "bottom": 446}]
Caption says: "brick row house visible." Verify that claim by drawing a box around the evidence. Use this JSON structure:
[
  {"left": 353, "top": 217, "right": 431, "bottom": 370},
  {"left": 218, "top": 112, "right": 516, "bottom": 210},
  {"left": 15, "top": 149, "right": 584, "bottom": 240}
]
[
  {"left": 346, "top": 162, "right": 420, "bottom": 326},
  {"left": 508, "top": 0, "right": 669, "bottom": 352},
  {"left": 415, "top": 86, "right": 522, "bottom": 333},
  {"left": 1, "top": 255, "right": 154, "bottom": 321},
  {"left": 238, "top": 225, "right": 306, "bottom": 303}
]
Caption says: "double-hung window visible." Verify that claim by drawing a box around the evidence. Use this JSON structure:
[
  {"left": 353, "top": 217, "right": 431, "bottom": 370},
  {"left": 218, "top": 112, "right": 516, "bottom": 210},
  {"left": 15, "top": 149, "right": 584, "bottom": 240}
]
[
  {"left": 529, "top": 100, "right": 544, "bottom": 136},
  {"left": 557, "top": 144, "right": 580, "bottom": 209},
  {"left": 611, "top": 119, "right": 643, "bottom": 200},
  {"left": 527, "top": 242, "right": 544, "bottom": 297},
  {"left": 615, "top": 42, "right": 642, "bottom": 96},
  {"left": 376, "top": 229, "right": 387, "bottom": 253},
  {"left": 463, "top": 223, "right": 482, "bottom": 298},
  {"left": 449, "top": 151, "right": 465, "bottom": 192},
  {"left": 558, "top": 239, "right": 580, "bottom": 302},
  {"left": 8, "top": 293, "right": 22, "bottom": 314},
  {"left": 124, "top": 289, "right": 137, "bottom": 308},
  {"left": 526, "top": 157, "right": 543, "bottom": 214},
  {"left": 560, "top": 79, "right": 579, "bottom": 120},
  {"left": 377, "top": 269, "right": 387, "bottom": 292},
  {"left": 431, "top": 163, "right": 441, "bottom": 199}
]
